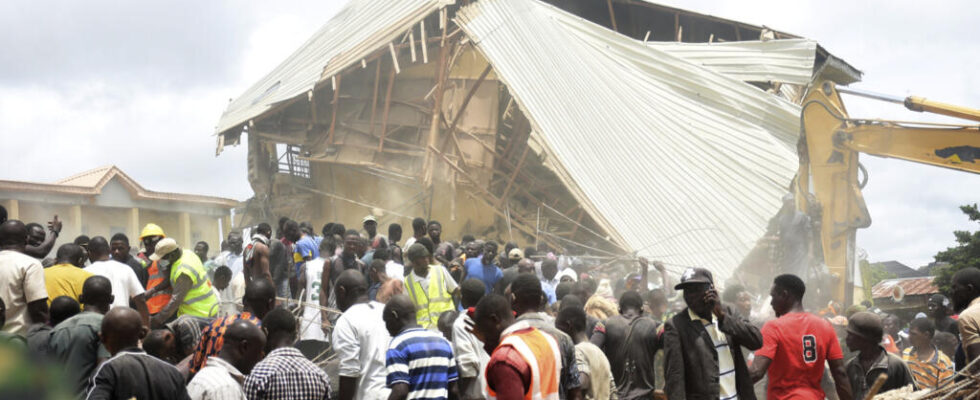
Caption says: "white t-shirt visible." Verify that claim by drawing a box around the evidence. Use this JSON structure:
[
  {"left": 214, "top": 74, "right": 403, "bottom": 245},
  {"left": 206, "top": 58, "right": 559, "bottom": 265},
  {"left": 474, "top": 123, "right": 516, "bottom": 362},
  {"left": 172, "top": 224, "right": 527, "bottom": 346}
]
[
  {"left": 331, "top": 301, "right": 391, "bottom": 400},
  {"left": 0, "top": 250, "right": 48, "bottom": 335},
  {"left": 216, "top": 272, "right": 245, "bottom": 317},
  {"left": 384, "top": 260, "right": 404, "bottom": 281},
  {"left": 452, "top": 313, "right": 489, "bottom": 397},
  {"left": 301, "top": 258, "right": 326, "bottom": 341},
  {"left": 86, "top": 259, "right": 145, "bottom": 309}
]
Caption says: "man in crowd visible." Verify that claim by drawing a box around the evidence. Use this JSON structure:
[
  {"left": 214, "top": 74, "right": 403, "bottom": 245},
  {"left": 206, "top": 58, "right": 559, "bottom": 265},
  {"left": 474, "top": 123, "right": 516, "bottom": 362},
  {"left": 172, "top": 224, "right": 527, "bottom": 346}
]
[
  {"left": 86, "top": 307, "right": 189, "bottom": 400},
  {"left": 663, "top": 267, "right": 762, "bottom": 400},
  {"left": 188, "top": 320, "right": 265, "bottom": 400},
  {"left": 590, "top": 290, "right": 658, "bottom": 399},
  {"left": 454, "top": 279, "right": 491, "bottom": 399},
  {"left": 951, "top": 267, "right": 980, "bottom": 367},
  {"left": 474, "top": 294, "right": 561, "bottom": 400},
  {"left": 214, "top": 266, "right": 244, "bottom": 317},
  {"left": 44, "top": 243, "right": 93, "bottom": 304},
  {"left": 748, "top": 274, "right": 851, "bottom": 400},
  {"left": 540, "top": 259, "right": 560, "bottom": 305},
  {"left": 324, "top": 230, "right": 367, "bottom": 327},
  {"left": 902, "top": 318, "right": 954, "bottom": 390},
  {"left": 404, "top": 218, "right": 426, "bottom": 250},
  {"left": 293, "top": 221, "right": 319, "bottom": 293},
  {"left": 147, "top": 238, "right": 218, "bottom": 326},
  {"left": 111, "top": 233, "right": 148, "bottom": 288},
  {"left": 388, "top": 223, "right": 403, "bottom": 265},
  {"left": 883, "top": 314, "right": 909, "bottom": 353},
  {"left": 191, "top": 278, "right": 276, "bottom": 374},
  {"left": 464, "top": 241, "right": 502, "bottom": 294},
  {"left": 300, "top": 238, "right": 331, "bottom": 343},
  {"left": 928, "top": 294, "right": 959, "bottom": 336},
  {"left": 333, "top": 269, "right": 391, "bottom": 400},
  {"left": 49, "top": 275, "right": 113, "bottom": 393},
  {"left": 557, "top": 304, "right": 617, "bottom": 400},
  {"left": 722, "top": 284, "right": 753, "bottom": 320},
  {"left": 244, "top": 308, "right": 331, "bottom": 400},
  {"left": 844, "top": 311, "right": 915, "bottom": 399},
  {"left": 139, "top": 223, "right": 172, "bottom": 317},
  {"left": 404, "top": 243, "right": 458, "bottom": 329},
  {"left": 427, "top": 220, "right": 443, "bottom": 248},
  {"left": 0, "top": 220, "right": 49, "bottom": 335},
  {"left": 511, "top": 274, "right": 583, "bottom": 399},
  {"left": 86, "top": 236, "right": 148, "bottom": 325},
  {"left": 363, "top": 215, "right": 384, "bottom": 247},
  {"left": 383, "top": 295, "right": 458, "bottom": 400},
  {"left": 21, "top": 215, "right": 61, "bottom": 260},
  {"left": 27, "top": 295, "right": 79, "bottom": 357},
  {"left": 216, "top": 232, "right": 244, "bottom": 279}
]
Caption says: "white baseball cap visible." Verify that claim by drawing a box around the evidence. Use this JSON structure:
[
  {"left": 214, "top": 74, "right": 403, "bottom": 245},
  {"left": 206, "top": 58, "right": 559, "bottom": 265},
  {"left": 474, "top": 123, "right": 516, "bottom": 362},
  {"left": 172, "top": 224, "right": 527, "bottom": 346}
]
[{"left": 150, "top": 238, "right": 179, "bottom": 261}]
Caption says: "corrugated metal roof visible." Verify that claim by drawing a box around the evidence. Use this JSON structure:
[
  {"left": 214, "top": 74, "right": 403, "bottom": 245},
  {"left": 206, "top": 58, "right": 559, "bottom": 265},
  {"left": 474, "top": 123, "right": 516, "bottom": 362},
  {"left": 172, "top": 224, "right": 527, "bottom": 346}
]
[
  {"left": 215, "top": 0, "right": 453, "bottom": 136},
  {"left": 871, "top": 277, "right": 939, "bottom": 299},
  {"left": 456, "top": 0, "right": 801, "bottom": 279},
  {"left": 647, "top": 39, "right": 818, "bottom": 85}
]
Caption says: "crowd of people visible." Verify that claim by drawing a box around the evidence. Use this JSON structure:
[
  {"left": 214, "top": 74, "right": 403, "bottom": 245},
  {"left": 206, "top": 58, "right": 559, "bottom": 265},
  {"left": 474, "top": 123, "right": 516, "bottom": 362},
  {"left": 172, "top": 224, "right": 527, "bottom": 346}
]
[{"left": 2, "top": 204, "right": 980, "bottom": 400}]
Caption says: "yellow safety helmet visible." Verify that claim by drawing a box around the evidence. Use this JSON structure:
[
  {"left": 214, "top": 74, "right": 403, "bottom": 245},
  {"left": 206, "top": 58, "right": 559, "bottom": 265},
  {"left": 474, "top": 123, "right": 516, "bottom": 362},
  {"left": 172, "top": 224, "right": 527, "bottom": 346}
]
[{"left": 139, "top": 223, "right": 167, "bottom": 240}]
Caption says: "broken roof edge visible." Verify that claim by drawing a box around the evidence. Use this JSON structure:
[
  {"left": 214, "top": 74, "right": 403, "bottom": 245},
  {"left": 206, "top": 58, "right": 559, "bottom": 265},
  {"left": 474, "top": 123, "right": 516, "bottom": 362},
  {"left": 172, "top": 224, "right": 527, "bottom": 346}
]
[{"left": 214, "top": 0, "right": 455, "bottom": 139}]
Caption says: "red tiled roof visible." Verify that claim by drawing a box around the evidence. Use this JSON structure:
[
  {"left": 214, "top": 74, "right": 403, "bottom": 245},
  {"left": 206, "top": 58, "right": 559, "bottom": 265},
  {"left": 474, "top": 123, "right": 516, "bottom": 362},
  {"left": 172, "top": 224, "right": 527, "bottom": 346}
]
[{"left": 871, "top": 277, "right": 939, "bottom": 299}]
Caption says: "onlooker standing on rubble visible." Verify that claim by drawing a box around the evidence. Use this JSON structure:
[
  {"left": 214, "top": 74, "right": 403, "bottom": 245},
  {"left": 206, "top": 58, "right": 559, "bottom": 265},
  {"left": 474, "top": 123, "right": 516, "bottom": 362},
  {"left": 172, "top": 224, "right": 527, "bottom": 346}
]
[
  {"left": 663, "top": 267, "right": 762, "bottom": 400},
  {"left": 844, "top": 311, "right": 915, "bottom": 399},
  {"left": 749, "top": 274, "right": 851, "bottom": 400},
  {"left": 902, "top": 317, "right": 954, "bottom": 390}
]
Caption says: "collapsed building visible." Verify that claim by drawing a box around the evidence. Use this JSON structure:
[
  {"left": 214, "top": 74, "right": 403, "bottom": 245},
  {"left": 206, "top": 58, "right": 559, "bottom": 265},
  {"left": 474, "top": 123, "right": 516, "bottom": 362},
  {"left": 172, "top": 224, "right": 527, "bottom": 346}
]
[{"left": 213, "top": 0, "right": 860, "bottom": 282}]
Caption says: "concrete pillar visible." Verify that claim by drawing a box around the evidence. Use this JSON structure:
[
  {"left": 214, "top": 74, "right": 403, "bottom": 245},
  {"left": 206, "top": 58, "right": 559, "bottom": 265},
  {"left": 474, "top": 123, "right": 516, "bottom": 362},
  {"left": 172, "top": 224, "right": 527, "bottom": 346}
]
[
  {"left": 128, "top": 208, "right": 140, "bottom": 242},
  {"left": 3, "top": 199, "right": 18, "bottom": 220},
  {"left": 70, "top": 205, "right": 82, "bottom": 235},
  {"left": 179, "top": 212, "right": 191, "bottom": 249}
]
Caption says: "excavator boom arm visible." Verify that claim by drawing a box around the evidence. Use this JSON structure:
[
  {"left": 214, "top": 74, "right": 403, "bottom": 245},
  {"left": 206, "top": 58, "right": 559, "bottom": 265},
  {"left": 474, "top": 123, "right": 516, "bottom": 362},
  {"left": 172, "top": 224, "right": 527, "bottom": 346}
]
[{"left": 797, "top": 81, "right": 980, "bottom": 304}]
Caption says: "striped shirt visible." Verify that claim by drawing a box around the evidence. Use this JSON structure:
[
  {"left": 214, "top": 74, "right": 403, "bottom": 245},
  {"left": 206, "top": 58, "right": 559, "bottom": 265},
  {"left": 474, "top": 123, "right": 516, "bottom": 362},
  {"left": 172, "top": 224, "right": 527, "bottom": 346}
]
[
  {"left": 386, "top": 327, "right": 459, "bottom": 400},
  {"left": 689, "top": 309, "right": 737, "bottom": 400},
  {"left": 187, "top": 356, "right": 246, "bottom": 400},
  {"left": 902, "top": 345, "right": 953, "bottom": 390}
]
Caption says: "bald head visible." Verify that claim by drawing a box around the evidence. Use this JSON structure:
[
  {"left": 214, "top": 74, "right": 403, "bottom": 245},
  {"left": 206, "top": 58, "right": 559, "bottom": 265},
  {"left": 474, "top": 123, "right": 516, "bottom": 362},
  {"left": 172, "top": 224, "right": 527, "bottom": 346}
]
[
  {"left": 88, "top": 236, "right": 110, "bottom": 260},
  {"left": 336, "top": 269, "right": 368, "bottom": 312},
  {"left": 80, "top": 275, "right": 113, "bottom": 313},
  {"left": 0, "top": 220, "right": 27, "bottom": 249},
  {"left": 101, "top": 307, "right": 147, "bottom": 355},
  {"left": 222, "top": 320, "right": 266, "bottom": 374},
  {"left": 383, "top": 295, "right": 418, "bottom": 336},
  {"left": 50, "top": 296, "right": 80, "bottom": 326},
  {"left": 144, "top": 329, "right": 178, "bottom": 364},
  {"left": 56, "top": 243, "right": 86, "bottom": 267},
  {"left": 243, "top": 278, "right": 277, "bottom": 319}
]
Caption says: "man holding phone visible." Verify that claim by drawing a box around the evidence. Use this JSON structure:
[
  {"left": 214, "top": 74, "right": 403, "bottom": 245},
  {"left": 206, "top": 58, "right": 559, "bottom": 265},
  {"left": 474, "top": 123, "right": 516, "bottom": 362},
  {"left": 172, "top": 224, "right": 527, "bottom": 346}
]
[{"left": 663, "top": 267, "right": 763, "bottom": 400}]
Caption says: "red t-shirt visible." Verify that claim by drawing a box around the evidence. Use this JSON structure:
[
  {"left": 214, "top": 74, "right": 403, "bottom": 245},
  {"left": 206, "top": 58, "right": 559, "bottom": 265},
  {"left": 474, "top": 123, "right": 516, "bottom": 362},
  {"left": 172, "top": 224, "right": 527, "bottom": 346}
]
[{"left": 756, "top": 312, "right": 843, "bottom": 400}]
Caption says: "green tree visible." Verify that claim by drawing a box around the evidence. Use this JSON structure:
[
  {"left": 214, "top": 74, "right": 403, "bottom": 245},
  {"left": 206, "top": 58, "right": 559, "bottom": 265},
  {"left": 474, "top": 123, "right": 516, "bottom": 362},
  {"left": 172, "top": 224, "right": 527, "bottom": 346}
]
[{"left": 933, "top": 204, "right": 980, "bottom": 294}]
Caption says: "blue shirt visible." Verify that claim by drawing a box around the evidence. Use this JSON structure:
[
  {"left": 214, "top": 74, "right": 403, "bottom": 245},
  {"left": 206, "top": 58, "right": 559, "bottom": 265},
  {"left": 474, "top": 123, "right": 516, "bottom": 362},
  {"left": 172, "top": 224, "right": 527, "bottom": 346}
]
[
  {"left": 464, "top": 257, "right": 502, "bottom": 294},
  {"left": 293, "top": 235, "right": 320, "bottom": 275},
  {"left": 386, "top": 328, "right": 458, "bottom": 400}
]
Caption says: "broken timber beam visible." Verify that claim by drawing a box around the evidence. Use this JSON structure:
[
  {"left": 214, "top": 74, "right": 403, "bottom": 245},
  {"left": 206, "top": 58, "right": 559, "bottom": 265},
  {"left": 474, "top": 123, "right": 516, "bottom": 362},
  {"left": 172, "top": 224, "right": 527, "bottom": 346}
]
[
  {"left": 378, "top": 64, "right": 396, "bottom": 152},
  {"left": 328, "top": 75, "right": 341, "bottom": 144}
]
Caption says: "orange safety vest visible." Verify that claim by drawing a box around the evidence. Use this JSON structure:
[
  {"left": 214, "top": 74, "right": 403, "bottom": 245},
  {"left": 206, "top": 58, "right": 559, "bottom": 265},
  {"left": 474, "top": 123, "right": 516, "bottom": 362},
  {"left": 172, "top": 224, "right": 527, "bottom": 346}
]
[
  {"left": 487, "top": 325, "right": 561, "bottom": 400},
  {"left": 146, "top": 260, "right": 172, "bottom": 314}
]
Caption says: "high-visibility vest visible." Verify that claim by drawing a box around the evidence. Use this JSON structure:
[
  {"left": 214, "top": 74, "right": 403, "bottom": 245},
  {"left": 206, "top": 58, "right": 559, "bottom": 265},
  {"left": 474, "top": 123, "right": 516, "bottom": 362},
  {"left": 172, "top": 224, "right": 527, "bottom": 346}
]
[
  {"left": 487, "top": 326, "right": 561, "bottom": 400},
  {"left": 404, "top": 265, "right": 455, "bottom": 329},
  {"left": 171, "top": 252, "right": 218, "bottom": 318},
  {"left": 146, "top": 260, "right": 172, "bottom": 314}
]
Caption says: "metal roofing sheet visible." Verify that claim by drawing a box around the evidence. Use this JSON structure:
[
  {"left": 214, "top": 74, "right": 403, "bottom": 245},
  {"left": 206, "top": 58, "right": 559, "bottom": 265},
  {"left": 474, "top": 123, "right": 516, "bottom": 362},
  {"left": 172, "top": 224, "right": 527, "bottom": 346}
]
[
  {"left": 215, "top": 0, "right": 453, "bottom": 135},
  {"left": 647, "top": 39, "right": 818, "bottom": 85},
  {"left": 871, "top": 277, "right": 939, "bottom": 299},
  {"left": 456, "top": 0, "right": 801, "bottom": 279}
]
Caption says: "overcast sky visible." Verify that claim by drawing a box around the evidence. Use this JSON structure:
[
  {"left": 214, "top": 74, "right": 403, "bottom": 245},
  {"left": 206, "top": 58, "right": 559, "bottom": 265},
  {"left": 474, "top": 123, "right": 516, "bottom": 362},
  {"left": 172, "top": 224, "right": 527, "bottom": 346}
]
[{"left": 1, "top": 0, "right": 977, "bottom": 267}]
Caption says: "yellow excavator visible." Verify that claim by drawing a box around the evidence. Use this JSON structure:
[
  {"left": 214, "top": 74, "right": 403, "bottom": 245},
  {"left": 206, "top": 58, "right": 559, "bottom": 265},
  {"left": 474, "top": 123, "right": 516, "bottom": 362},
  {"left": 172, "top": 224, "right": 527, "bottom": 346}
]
[{"left": 796, "top": 80, "right": 980, "bottom": 305}]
